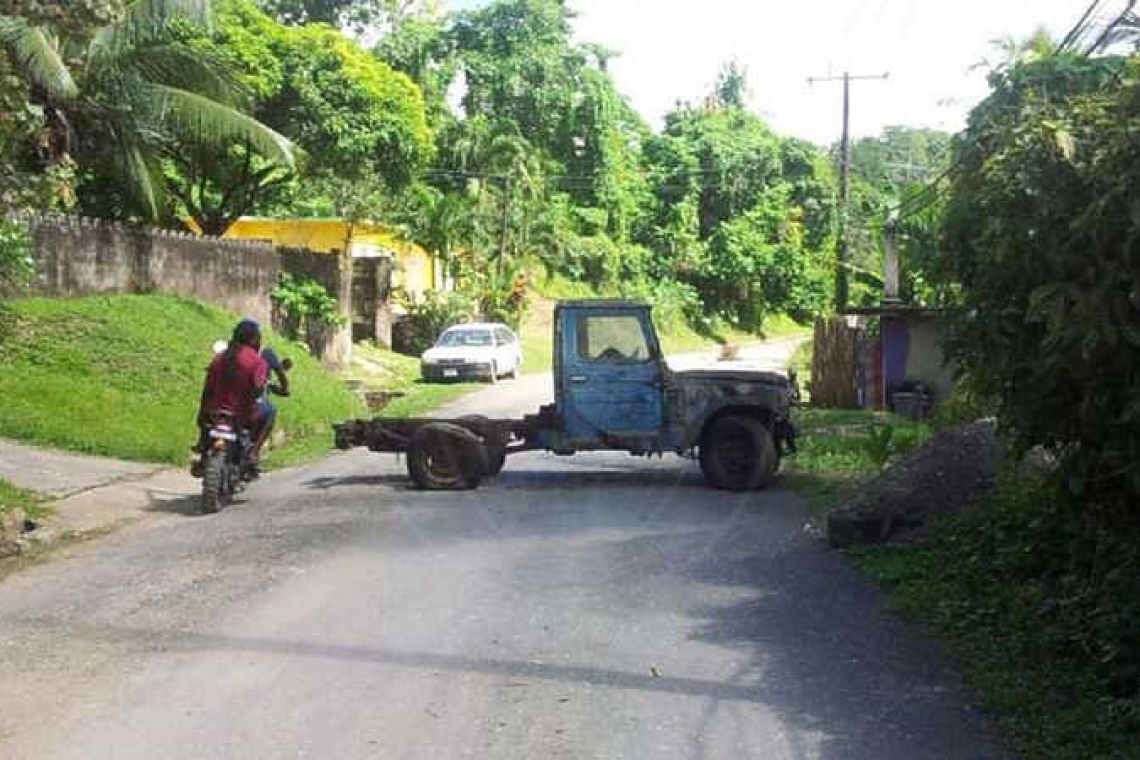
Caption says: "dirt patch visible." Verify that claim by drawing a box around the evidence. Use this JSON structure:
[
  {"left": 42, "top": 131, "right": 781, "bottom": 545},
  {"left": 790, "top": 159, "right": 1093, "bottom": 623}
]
[{"left": 827, "top": 421, "right": 1002, "bottom": 548}]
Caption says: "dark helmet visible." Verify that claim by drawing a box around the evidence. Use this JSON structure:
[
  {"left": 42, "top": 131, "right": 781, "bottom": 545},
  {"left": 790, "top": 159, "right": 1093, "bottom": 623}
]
[{"left": 232, "top": 318, "right": 261, "bottom": 348}]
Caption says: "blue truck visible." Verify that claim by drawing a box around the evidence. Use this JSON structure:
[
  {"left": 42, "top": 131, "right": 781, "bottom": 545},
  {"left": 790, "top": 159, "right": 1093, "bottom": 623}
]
[{"left": 334, "top": 299, "right": 797, "bottom": 491}]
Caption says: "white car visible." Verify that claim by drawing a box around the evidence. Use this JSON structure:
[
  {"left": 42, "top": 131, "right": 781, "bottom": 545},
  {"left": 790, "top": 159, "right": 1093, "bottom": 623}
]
[{"left": 420, "top": 323, "right": 522, "bottom": 383}]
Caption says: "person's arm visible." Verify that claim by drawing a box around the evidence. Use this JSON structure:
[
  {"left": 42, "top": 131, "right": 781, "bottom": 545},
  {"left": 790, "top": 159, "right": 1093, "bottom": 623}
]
[{"left": 260, "top": 348, "right": 289, "bottom": 396}]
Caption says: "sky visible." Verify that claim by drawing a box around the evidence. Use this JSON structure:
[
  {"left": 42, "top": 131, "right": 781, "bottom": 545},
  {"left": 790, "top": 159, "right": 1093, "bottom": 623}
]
[{"left": 449, "top": 0, "right": 1088, "bottom": 145}]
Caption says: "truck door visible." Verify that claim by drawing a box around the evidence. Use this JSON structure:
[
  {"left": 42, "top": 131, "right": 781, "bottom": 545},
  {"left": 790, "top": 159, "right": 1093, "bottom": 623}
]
[{"left": 562, "top": 309, "right": 664, "bottom": 438}]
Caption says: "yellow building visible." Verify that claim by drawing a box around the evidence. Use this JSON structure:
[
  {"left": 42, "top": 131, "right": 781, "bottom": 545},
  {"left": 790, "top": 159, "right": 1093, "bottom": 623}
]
[{"left": 219, "top": 217, "right": 443, "bottom": 301}]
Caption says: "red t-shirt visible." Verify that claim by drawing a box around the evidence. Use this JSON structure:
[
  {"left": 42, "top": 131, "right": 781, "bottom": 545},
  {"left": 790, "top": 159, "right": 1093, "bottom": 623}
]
[{"left": 204, "top": 345, "right": 269, "bottom": 425}]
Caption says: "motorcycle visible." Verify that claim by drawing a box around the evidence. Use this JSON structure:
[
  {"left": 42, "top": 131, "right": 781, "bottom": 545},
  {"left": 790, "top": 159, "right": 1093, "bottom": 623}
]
[{"left": 196, "top": 346, "right": 291, "bottom": 514}]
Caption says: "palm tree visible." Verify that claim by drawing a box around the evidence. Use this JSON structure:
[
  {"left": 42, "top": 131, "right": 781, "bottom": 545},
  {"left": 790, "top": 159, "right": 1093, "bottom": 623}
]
[{"left": 0, "top": 0, "right": 297, "bottom": 222}]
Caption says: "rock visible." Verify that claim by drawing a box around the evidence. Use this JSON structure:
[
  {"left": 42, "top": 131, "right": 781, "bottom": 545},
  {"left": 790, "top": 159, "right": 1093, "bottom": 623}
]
[
  {"left": 828, "top": 507, "right": 891, "bottom": 548},
  {"left": 1, "top": 507, "right": 27, "bottom": 541},
  {"left": 0, "top": 507, "right": 27, "bottom": 557}
]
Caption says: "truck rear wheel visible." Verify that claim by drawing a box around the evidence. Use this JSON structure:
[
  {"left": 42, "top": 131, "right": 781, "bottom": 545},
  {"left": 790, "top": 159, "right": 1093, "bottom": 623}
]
[
  {"left": 700, "top": 415, "right": 777, "bottom": 491},
  {"left": 460, "top": 415, "right": 507, "bottom": 476},
  {"left": 407, "top": 423, "right": 487, "bottom": 490}
]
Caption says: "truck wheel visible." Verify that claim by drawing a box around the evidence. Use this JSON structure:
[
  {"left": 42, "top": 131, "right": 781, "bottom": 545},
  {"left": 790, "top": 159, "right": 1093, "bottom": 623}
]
[
  {"left": 699, "top": 415, "right": 777, "bottom": 491},
  {"left": 460, "top": 415, "right": 508, "bottom": 476},
  {"left": 407, "top": 423, "right": 487, "bottom": 490}
]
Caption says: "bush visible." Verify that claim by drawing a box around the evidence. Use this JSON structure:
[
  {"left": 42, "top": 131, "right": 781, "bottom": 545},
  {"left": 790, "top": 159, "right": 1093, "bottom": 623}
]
[
  {"left": 0, "top": 218, "right": 34, "bottom": 298},
  {"left": 270, "top": 273, "right": 345, "bottom": 355},
  {"left": 392, "top": 289, "right": 475, "bottom": 355},
  {"left": 860, "top": 469, "right": 1140, "bottom": 759}
]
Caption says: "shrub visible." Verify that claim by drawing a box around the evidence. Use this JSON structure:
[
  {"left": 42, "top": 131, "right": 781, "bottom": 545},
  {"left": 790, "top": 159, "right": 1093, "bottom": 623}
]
[
  {"left": 271, "top": 273, "right": 345, "bottom": 353},
  {"left": 392, "top": 289, "right": 475, "bottom": 355},
  {"left": 0, "top": 218, "right": 34, "bottom": 297}
]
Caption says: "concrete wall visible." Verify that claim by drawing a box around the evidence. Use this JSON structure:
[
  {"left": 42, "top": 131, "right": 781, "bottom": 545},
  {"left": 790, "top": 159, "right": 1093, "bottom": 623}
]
[
  {"left": 26, "top": 213, "right": 278, "bottom": 326},
  {"left": 277, "top": 246, "right": 353, "bottom": 366}
]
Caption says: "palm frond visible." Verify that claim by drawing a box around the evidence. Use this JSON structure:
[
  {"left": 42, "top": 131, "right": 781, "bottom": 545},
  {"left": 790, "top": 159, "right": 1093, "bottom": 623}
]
[
  {"left": 91, "top": 0, "right": 214, "bottom": 63},
  {"left": 121, "top": 42, "right": 246, "bottom": 108},
  {"left": 0, "top": 18, "right": 80, "bottom": 102},
  {"left": 143, "top": 83, "right": 299, "bottom": 169},
  {"left": 119, "top": 138, "right": 166, "bottom": 219}
]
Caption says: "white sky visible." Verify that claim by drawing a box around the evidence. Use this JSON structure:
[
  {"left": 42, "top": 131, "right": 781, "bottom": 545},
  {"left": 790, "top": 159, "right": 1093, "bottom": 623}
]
[{"left": 450, "top": 0, "right": 1086, "bottom": 145}]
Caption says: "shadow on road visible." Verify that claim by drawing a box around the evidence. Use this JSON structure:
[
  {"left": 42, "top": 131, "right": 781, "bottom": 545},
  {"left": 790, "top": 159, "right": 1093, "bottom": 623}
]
[{"left": 303, "top": 474, "right": 413, "bottom": 491}]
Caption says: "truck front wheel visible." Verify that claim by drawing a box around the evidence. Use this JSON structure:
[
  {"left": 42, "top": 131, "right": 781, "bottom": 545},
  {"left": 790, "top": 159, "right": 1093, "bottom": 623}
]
[
  {"left": 699, "top": 415, "right": 777, "bottom": 491},
  {"left": 407, "top": 423, "right": 487, "bottom": 490}
]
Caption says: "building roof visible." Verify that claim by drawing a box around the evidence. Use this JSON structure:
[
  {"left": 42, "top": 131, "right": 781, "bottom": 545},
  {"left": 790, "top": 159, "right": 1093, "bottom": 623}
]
[{"left": 841, "top": 303, "right": 946, "bottom": 317}]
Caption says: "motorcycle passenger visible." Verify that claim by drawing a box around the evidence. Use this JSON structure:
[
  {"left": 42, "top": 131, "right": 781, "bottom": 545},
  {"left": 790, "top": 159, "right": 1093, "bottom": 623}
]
[{"left": 194, "top": 319, "right": 283, "bottom": 475}]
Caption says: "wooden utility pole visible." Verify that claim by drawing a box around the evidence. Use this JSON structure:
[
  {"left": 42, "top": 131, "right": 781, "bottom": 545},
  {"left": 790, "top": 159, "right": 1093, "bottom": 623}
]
[
  {"left": 497, "top": 174, "right": 512, "bottom": 264},
  {"left": 807, "top": 71, "right": 889, "bottom": 311}
]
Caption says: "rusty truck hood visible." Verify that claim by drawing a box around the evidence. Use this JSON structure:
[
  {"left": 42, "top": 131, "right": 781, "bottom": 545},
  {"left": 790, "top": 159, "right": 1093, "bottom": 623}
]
[{"left": 672, "top": 367, "right": 790, "bottom": 388}]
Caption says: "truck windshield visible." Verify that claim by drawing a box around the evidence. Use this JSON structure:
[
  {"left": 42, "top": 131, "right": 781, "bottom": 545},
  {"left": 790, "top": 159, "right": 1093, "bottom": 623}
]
[{"left": 438, "top": 329, "right": 492, "bottom": 347}]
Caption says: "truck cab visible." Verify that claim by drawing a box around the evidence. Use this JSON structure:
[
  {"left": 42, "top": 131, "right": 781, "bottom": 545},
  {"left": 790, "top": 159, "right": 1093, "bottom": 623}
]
[{"left": 533, "top": 300, "right": 796, "bottom": 490}]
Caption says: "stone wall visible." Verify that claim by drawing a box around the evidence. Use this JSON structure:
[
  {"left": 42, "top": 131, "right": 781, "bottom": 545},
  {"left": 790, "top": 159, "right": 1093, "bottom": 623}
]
[{"left": 24, "top": 213, "right": 279, "bottom": 326}]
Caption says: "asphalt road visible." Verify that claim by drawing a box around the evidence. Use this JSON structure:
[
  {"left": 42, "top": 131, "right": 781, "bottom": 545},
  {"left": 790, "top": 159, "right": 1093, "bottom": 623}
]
[{"left": 0, "top": 346, "right": 1008, "bottom": 760}]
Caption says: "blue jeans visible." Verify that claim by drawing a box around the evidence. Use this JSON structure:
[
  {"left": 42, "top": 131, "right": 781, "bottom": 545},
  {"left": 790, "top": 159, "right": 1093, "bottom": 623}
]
[{"left": 251, "top": 398, "right": 277, "bottom": 440}]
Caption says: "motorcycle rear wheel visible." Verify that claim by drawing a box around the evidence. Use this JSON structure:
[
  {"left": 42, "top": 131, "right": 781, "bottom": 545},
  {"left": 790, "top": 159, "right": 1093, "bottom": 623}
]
[{"left": 201, "top": 450, "right": 226, "bottom": 513}]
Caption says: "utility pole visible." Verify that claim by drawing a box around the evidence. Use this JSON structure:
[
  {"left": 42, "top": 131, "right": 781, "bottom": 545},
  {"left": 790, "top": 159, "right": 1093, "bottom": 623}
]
[
  {"left": 496, "top": 174, "right": 513, "bottom": 286},
  {"left": 807, "top": 71, "right": 889, "bottom": 311}
]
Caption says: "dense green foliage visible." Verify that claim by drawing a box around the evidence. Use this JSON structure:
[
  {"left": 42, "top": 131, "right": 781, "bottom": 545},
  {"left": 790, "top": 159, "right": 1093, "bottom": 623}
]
[
  {"left": 860, "top": 476, "right": 1140, "bottom": 759},
  {"left": 936, "top": 52, "right": 1140, "bottom": 516},
  {"left": 1, "top": 0, "right": 299, "bottom": 222},
  {"left": 3, "top": 0, "right": 868, "bottom": 333},
  {"left": 851, "top": 32, "right": 1140, "bottom": 760},
  {"left": 0, "top": 294, "right": 363, "bottom": 466}
]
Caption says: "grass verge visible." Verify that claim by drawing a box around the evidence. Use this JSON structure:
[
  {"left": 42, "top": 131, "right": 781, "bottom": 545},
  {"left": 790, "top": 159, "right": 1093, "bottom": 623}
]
[
  {"left": 788, "top": 397, "right": 1140, "bottom": 758},
  {"left": 0, "top": 295, "right": 364, "bottom": 468},
  {"left": 0, "top": 478, "right": 47, "bottom": 522},
  {"left": 784, "top": 407, "right": 930, "bottom": 517},
  {"left": 854, "top": 479, "right": 1140, "bottom": 760},
  {"left": 348, "top": 341, "right": 484, "bottom": 418}
]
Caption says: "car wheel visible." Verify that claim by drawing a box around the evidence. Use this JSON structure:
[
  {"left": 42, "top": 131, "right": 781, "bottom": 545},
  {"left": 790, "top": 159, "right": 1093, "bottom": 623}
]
[{"left": 699, "top": 415, "right": 777, "bottom": 491}]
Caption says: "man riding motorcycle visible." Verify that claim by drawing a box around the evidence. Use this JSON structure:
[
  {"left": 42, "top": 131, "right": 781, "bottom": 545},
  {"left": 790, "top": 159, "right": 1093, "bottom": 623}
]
[{"left": 192, "top": 319, "right": 287, "bottom": 477}]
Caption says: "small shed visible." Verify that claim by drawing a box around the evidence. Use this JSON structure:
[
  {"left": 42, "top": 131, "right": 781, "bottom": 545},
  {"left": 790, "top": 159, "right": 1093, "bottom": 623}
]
[{"left": 842, "top": 304, "right": 954, "bottom": 415}]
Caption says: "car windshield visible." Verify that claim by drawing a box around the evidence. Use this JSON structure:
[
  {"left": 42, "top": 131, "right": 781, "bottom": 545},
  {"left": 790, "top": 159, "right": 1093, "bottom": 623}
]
[{"left": 437, "top": 329, "right": 493, "bottom": 347}]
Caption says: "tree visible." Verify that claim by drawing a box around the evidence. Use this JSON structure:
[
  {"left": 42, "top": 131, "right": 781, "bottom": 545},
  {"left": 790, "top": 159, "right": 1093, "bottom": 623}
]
[
  {"left": 936, "top": 51, "right": 1139, "bottom": 511},
  {"left": 162, "top": 0, "right": 432, "bottom": 233},
  {"left": 257, "top": 0, "right": 438, "bottom": 31},
  {"left": 1, "top": 0, "right": 298, "bottom": 222},
  {"left": 713, "top": 59, "right": 749, "bottom": 109}
]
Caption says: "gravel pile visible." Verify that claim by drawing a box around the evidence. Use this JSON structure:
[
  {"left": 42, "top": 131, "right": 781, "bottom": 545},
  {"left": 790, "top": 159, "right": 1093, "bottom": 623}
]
[{"left": 827, "top": 420, "right": 1003, "bottom": 548}]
